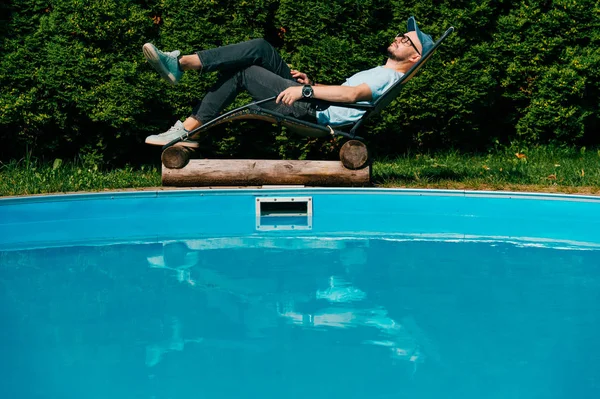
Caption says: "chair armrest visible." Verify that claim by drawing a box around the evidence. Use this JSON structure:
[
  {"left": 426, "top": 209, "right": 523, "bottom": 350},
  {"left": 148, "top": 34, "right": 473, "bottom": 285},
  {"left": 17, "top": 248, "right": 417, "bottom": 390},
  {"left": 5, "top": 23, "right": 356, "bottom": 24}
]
[{"left": 302, "top": 98, "right": 375, "bottom": 111}]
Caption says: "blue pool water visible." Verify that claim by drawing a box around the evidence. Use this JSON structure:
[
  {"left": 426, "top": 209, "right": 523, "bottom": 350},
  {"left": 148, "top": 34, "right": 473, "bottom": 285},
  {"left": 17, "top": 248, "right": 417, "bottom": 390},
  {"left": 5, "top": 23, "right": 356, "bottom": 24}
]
[
  {"left": 2, "top": 237, "right": 600, "bottom": 398},
  {"left": 1, "top": 189, "right": 600, "bottom": 398}
]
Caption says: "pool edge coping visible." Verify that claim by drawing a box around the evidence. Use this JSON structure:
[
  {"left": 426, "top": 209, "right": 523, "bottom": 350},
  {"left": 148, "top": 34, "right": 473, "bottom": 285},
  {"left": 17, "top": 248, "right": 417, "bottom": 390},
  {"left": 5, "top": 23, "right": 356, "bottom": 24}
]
[{"left": 2, "top": 187, "right": 600, "bottom": 205}]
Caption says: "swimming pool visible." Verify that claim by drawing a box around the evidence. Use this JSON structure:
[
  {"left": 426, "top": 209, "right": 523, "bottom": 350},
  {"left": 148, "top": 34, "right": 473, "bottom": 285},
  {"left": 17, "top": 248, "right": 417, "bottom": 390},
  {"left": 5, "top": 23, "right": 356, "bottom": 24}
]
[{"left": 1, "top": 188, "right": 600, "bottom": 398}]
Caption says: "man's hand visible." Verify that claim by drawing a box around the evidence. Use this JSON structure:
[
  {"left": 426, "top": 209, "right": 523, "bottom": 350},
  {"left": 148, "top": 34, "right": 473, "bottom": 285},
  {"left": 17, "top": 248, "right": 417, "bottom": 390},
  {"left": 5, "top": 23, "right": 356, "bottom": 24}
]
[
  {"left": 291, "top": 69, "right": 311, "bottom": 85},
  {"left": 276, "top": 86, "right": 303, "bottom": 106}
]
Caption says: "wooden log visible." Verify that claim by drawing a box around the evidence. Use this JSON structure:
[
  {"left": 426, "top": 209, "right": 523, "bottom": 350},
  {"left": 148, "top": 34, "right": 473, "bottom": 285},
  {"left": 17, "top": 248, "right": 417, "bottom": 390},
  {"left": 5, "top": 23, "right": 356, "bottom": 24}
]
[
  {"left": 161, "top": 146, "right": 195, "bottom": 169},
  {"left": 339, "top": 140, "right": 369, "bottom": 170},
  {"left": 162, "top": 159, "right": 371, "bottom": 187}
]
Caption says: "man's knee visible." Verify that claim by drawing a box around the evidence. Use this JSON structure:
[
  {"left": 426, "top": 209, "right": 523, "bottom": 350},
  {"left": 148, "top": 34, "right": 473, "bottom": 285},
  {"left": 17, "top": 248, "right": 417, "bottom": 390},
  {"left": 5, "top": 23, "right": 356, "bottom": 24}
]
[{"left": 249, "top": 38, "right": 274, "bottom": 53}]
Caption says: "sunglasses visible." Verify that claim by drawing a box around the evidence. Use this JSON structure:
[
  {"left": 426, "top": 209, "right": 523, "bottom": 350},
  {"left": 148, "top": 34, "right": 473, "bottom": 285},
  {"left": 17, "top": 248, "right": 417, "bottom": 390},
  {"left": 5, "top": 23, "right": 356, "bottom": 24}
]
[{"left": 395, "top": 34, "right": 421, "bottom": 55}]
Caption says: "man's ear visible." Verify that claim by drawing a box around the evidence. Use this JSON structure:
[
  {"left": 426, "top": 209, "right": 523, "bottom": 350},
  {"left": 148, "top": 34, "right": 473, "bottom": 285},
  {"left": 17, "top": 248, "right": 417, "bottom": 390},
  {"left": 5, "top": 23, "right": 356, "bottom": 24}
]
[{"left": 410, "top": 54, "right": 422, "bottom": 63}]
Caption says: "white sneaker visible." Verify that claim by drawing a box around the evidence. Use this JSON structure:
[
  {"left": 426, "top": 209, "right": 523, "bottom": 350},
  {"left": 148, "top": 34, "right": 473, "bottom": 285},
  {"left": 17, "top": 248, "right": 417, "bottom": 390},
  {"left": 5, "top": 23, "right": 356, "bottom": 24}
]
[{"left": 145, "top": 121, "right": 199, "bottom": 148}]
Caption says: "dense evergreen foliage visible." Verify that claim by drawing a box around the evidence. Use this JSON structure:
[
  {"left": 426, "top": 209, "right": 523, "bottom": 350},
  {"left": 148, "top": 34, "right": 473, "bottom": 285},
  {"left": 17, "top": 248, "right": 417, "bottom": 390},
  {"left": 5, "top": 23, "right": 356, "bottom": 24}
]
[{"left": 1, "top": 0, "right": 598, "bottom": 164}]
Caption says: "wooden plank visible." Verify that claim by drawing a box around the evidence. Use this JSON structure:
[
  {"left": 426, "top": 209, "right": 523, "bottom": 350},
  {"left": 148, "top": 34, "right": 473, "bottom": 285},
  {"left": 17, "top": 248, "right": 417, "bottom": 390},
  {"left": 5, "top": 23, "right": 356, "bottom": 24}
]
[{"left": 162, "top": 159, "right": 371, "bottom": 187}]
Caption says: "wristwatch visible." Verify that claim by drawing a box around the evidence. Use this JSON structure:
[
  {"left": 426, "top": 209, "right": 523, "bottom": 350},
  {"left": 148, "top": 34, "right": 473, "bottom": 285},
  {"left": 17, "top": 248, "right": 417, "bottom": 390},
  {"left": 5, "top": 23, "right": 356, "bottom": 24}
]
[{"left": 302, "top": 85, "right": 314, "bottom": 98}]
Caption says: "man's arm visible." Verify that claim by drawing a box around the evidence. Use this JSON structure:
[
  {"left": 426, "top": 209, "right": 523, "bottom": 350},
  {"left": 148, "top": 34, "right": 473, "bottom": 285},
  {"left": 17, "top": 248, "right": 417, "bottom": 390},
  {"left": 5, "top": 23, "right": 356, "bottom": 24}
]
[{"left": 276, "top": 83, "right": 372, "bottom": 106}]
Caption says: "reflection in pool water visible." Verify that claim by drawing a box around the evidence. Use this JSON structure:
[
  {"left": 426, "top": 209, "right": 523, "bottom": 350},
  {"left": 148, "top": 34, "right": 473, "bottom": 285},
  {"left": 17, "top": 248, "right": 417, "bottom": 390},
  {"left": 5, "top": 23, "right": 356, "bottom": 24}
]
[{"left": 1, "top": 237, "right": 600, "bottom": 399}]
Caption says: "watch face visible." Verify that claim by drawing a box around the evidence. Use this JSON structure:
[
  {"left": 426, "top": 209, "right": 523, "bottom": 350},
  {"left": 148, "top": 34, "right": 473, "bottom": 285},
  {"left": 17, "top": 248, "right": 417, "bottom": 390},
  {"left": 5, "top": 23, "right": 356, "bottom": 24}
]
[{"left": 303, "top": 86, "right": 312, "bottom": 97}]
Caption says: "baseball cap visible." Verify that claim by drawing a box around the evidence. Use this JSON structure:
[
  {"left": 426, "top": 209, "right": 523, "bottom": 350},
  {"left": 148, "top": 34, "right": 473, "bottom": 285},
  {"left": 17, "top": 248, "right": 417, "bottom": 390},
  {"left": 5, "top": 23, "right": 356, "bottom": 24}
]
[{"left": 407, "top": 16, "right": 434, "bottom": 54}]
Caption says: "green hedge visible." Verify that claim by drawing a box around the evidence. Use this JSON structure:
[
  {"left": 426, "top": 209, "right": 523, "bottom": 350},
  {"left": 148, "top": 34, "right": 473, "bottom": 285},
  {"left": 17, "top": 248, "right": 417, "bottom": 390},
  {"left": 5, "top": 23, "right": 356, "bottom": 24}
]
[{"left": 1, "top": 0, "right": 599, "bottom": 164}]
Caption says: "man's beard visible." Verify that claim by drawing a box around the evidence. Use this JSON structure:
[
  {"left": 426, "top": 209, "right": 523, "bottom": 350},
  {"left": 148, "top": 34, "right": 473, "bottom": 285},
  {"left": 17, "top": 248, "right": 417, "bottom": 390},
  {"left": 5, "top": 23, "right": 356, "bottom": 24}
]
[{"left": 386, "top": 46, "right": 407, "bottom": 62}]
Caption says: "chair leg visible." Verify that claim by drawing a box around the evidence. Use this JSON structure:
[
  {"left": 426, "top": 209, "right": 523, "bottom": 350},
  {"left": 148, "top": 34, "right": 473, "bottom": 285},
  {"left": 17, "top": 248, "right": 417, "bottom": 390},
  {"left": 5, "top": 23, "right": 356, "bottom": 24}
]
[{"left": 339, "top": 140, "right": 369, "bottom": 170}]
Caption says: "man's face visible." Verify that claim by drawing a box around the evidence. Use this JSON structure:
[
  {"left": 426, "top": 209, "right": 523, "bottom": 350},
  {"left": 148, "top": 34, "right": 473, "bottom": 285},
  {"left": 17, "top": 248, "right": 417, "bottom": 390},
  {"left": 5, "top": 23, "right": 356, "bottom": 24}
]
[{"left": 387, "top": 31, "right": 422, "bottom": 62}]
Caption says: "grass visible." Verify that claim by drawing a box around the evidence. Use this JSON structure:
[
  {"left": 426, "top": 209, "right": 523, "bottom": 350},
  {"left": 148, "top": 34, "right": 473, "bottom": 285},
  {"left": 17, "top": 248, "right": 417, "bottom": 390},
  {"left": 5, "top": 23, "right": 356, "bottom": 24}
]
[
  {"left": 372, "top": 146, "right": 600, "bottom": 195},
  {"left": 0, "top": 155, "right": 161, "bottom": 197},
  {"left": 1, "top": 145, "right": 599, "bottom": 197}
]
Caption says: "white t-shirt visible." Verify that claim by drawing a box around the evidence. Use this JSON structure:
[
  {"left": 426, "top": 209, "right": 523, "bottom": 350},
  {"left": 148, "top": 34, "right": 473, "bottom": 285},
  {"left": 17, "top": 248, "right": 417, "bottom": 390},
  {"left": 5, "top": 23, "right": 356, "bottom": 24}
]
[{"left": 316, "top": 66, "right": 403, "bottom": 126}]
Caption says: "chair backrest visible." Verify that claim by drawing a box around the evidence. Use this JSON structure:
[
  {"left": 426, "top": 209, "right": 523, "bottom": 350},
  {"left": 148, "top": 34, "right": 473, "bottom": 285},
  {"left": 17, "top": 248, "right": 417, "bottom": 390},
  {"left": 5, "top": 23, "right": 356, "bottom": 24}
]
[{"left": 349, "top": 26, "right": 455, "bottom": 136}]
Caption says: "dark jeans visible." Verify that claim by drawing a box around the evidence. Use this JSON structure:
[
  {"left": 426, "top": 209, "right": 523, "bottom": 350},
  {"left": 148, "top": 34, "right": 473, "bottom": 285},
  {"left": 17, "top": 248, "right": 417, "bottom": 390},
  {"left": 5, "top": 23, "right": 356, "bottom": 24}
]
[{"left": 192, "top": 39, "right": 315, "bottom": 123}]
